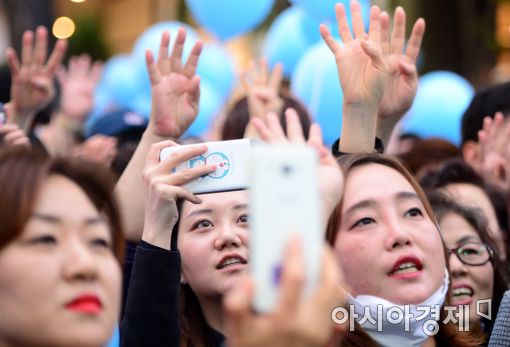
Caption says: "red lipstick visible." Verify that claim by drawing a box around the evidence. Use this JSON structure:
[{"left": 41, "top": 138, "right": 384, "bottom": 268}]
[
  {"left": 65, "top": 294, "right": 102, "bottom": 314},
  {"left": 388, "top": 255, "right": 423, "bottom": 279}
]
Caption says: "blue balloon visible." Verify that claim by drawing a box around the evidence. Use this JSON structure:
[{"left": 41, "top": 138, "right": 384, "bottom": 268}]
[
  {"left": 263, "top": 7, "right": 321, "bottom": 77},
  {"left": 132, "top": 21, "right": 200, "bottom": 100},
  {"left": 100, "top": 55, "right": 141, "bottom": 108},
  {"left": 185, "top": 0, "right": 275, "bottom": 40},
  {"left": 196, "top": 43, "right": 236, "bottom": 100},
  {"left": 290, "top": 42, "right": 343, "bottom": 146},
  {"left": 104, "top": 325, "right": 119, "bottom": 347},
  {"left": 290, "top": 0, "right": 370, "bottom": 29},
  {"left": 401, "top": 71, "right": 474, "bottom": 146},
  {"left": 184, "top": 80, "right": 223, "bottom": 137}
]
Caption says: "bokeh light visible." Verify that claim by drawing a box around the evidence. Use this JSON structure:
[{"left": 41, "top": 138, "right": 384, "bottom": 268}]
[{"left": 52, "top": 17, "right": 75, "bottom": 39}]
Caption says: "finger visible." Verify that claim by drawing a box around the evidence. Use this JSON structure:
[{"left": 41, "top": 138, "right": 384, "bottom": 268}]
[
  {"left": 167, "top": 164, "right": 217, "bottom": 186},
  {"left": 0, "top": 124, "right": 20, "bottom": 134},
  {"left": 79, "top": 54, "right": 92, "bottom": 76},
  {"left": 186, "top": 75, "right": 201, "bottom": 105},
  {"left": 250, "top": 118, "right": 273, "bottom": 142},
  {"left": 239, "top": 71, "right": 250, "bottom": 92},
  {"left": 170, "top": 28, "right": 186, "bottom": 72},
  {"left": 5, "top": 48, "right": 21, "bottom": 76},
  {"left": 145, "top": 50, "right": 161, "bottom": 85},
  {"left": 276, "top": 237, "right": 305, "bottom": 312},
  {"left": 224, "top": 277, "right": 254, "bottom": 337},
  {"left": 4, "top": 130, "right": 25, "bottom": 144},
  {"left": 145, "top": 140, "right": 181, "bottom": 168},
  {"left": 56, "top": 65, "right": 66, "bottom": 85},
  {"left": 307, "top": 123, "right": 324, "bottom": 148},
  {"left": 390, "top": 6, "right": 406, "bottom": 55},
  {"left": 45, "top": 40, "right": 68, "bottom": 76},
  {"left": 367, "top": 6, "right": 381, "bottom": 44},
  {"left": 33, "top": 26, "right": 48, "bottom": 67},
  {"left": 12, "top": 136, "right": 30, "bottom": 148},
  {"left": 335, "top": 3, "right": 353, "bottom": 42},
  {"left": 269, "top": 63, "right": 283, "bottom": 91},
  {"left": 182, "top": 41, "right": 203, "bottom": 79},
  {"left": 90, "top": 61, "right": 104, "bottom": 84},
  {"left": 267, "top": 112, "right": 286, "bottom": 140},
  {"left": 156, "top": 144, "right": 209, "bottom": 174},
  {"left": 157, "top": 31, "right": 171, "bottom": 75},
  {"left": 260, "top": 58, "right": 269, "bottom": 85},
  {"left": 158, "top": 184, "right": 203, "bottom": 205},
  {"left": 405, "top": 18, "right": 426, "bottom": 64},
  {"left": 314, "top": 246, "right": 345, "bottom": 307},
  {"left": 21, "top": 30, "right": 34, "bottom": 67},
  {"left": 351, "top": 0, "right": 366, "bottom": 39},
  {"left": 360, "top": 40, "right": 385, "bottom": 70},
  {"left": 319, "top": 25, "right": 340, "bottom": 54},
  {"left": 285, "top": 108, "right": 306, "bottom": 144},
  {"left": 380, "top": 11, "right": 390, "bottom": 56}
]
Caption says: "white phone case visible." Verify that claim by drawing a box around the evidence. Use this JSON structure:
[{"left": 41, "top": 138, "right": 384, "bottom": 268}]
[
  {"left": 159, "top": 139, "right": 253, "bottom": 194},
  {"left": 248, "top": 144, "right": 323, "bottom": 313}
]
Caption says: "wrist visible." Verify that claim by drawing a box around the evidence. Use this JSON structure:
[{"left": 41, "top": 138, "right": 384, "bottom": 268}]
[
  {"left": 339, "top": 104, "right": 378, "bottom": 153},
  {"left": 141, "top": 225, "right": 172, "bottom": 250}
]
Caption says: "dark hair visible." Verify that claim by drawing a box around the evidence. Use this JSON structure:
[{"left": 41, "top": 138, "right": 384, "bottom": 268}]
[
  {"left": 397, "top": 138, "right": 460, "bottom": 178},
  {"left": 420, "top": 158, "right": 509, "bottom": 259},
  {"left": 326, "top": 153, "right": 484, "bottom": 346},
  {"left": 221, "top": 94, "right": 311, "bottom": 140},
  {"left": 461, "top": 81, "right": 510, "bottom": 146},
  {"left": 426, "top": 191, "right": 509, "bottom": 338},
  {"left": 0, "top": 147, "right": 124, "bottom": 260}
]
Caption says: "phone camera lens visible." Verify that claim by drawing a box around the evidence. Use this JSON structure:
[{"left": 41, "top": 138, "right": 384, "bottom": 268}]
[{"left": 282, "top": 165, "right": 292, "bottom": 175}]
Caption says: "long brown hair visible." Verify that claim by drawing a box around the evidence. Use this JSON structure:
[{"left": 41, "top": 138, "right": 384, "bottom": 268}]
[
  {"left": 326, "top": 153, "right": 484, "bottom": 347},
  {"left": 0, "top": 147, "right": 124, "bottom": 260}
]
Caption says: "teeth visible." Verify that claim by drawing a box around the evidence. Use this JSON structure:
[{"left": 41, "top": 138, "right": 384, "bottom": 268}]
[
  {"left": 220, "top": 258, "right": 242, "bottom": 269},
  {"left": 453, "top": 287, "right": 473, "bottom": 297},
  {"left": 391, "top": 262, "right": 419, "bottom": 275}
]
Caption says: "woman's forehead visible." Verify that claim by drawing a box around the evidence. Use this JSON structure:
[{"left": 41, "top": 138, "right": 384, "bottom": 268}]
[{"left": 182, "top": 190, "right": 248, "bottom": 213}]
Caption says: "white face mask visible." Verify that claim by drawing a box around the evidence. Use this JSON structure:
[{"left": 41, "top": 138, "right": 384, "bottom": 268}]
[{"left": 348, "top": 269, "right": 449, "bottom": 347}]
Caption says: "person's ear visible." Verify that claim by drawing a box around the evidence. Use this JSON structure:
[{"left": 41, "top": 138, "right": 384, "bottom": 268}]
[{"left": 462, "top": 140, "right": 479, "bottom": 167}]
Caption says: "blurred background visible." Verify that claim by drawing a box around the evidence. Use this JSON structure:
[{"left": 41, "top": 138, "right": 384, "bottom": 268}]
[{"left": 0, "top": 0, "right": 508, "bottom": 145}]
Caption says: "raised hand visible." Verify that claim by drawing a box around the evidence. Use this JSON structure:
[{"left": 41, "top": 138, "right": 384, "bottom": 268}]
[
  {"left": 72, "top": 135, "right": 117, "bottom": 166},
  {"left": 0, "top": 123, "right": 31, "bottom": 148},
  {"left": 251, "top": 109, "right": 343, "bottom": 223},
  {"left": 224, "top": 240, "right": 345, "bottom": 347},
  {"left": 241, "top": 59, "right": 283, "bottom": 138},
  {"left": 146, "top": 29, "right": 202, "bottom": 139},
  {"left": 141, "top": 140, "right": 215, "bottom": 248},
  {"left": 5, "top": 26, "right": 67, "bottom": 132},
  {"left": 377, "top": 8, "right": 425, "bottom": 144},
  {"left": 57, "top": 54, "right": 103, "bottom": 122},
  {"left": 320, "top": 2, "right": 388, "bottom": 110}
]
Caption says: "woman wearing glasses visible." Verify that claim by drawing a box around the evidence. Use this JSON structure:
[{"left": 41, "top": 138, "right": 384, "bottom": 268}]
[{"left": 428, "top": 192, "right": 509, "bottom": 340}]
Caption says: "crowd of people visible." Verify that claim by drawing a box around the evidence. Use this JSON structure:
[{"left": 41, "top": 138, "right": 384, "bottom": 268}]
[{"left": 1, "top": 1, "right": 510, "bottom": 347}]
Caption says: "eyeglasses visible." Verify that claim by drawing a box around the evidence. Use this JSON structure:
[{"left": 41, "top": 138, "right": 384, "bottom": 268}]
[{"left": 447, "top": 241, "right": 493, "bottom": 266}]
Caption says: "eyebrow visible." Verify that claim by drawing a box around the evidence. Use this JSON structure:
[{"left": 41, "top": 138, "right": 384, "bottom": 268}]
[
  {"left": 186, "top": 203, "right": 248, "bottom": 218},
  {"left": 31, "top": 212, "right": 105, "bottom": 226},
  {"left": 457, "top": 235, "right": 478, "bottom": 245},
  {"left": 344, "top": 191, "right": 421, "bottom": 216}
]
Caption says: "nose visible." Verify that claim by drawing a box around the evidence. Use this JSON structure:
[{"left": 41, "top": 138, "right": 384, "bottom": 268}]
[
  {"left": 214, "top": 222, "right": 243, "bottom": 251},
  {"left": 448, "top": 250, "right": 468, "bottom": 278},
  {"left": 62, "top": 237, "right": 98, "bottom": 281},
  {"left": 384, "top": 215, "right": 411, "bottom": 250}
]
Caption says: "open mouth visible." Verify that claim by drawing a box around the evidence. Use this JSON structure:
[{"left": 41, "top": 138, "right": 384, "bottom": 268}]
[
  {"left": 388, "top": 256, "right": 423, "bottom": 277},
  {"left": 217, "top": 256, "right": 247, "bottom": 270},
  {"left": 452, "top": 285, "right": 474, "bottom": 304}
]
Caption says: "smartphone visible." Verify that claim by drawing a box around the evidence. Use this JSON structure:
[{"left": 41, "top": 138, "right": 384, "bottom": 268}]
[
  {"left": 159, "top": 139, "right": 255, "bottom": 194},
  {"left": 248, "top": 144, "right": 323, "bottom": 313}
]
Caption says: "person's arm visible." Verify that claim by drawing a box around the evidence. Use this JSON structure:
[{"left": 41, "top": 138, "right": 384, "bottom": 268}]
[
  {"left": 376, "top": 7, "right": 425, "bottom": 148},
  {"left": 319, "top": 2, "right": 388, "bottom": 154},
  {"left": 115, "top": 28, "right": 203, "bottom": 242},
  {"left": 5, "top": 26, "right": 67, "bottom": 133}
]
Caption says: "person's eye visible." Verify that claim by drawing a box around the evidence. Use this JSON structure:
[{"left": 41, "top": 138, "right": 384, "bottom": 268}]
[
  {"left": 237, "top": 214, "right": 249, "bottom": 224},
  {"left": 405, "top": 208, "right": 424, "bottom": 218},
  {"left": 90, "top": 238, "right": 112, "bottom": 249},
  {"left": 350, "top": 217, "right": 375, "bottom": 229},
  {"left": 192, "top": 219, "right": 214, "bottom": 230},
  {"left": 30, "top": 235, "right": 57, "bottom": 245}
]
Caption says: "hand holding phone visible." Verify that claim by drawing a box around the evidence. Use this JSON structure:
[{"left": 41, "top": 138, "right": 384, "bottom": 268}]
[{"left": 249, "top": 144, "right": 322, "bottom": 313}]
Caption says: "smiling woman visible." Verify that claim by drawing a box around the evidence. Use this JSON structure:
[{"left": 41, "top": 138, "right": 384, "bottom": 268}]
[{"left": 0, "top": 147, "right": 123, "bottom": 347}]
